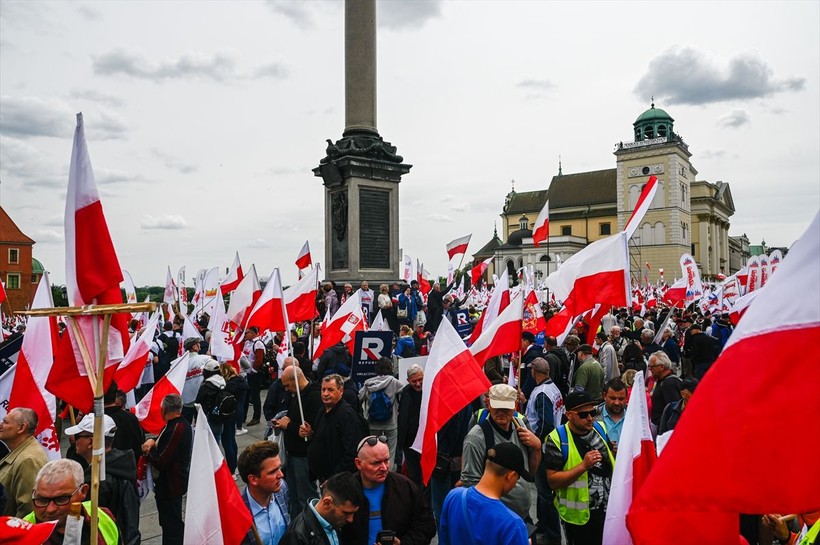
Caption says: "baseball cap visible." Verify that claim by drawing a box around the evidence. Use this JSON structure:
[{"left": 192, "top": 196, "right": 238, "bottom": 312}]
[
  {"left": 0, "top": 517, "right": 58, "bottom": 545},
  {"left": 203, "top": 359, "right": 220, "bottom": 373},
  {"left": 184, "top": 337, "right": 201, "bottom": 351},
  {"left": 488, "top": 384, "right": 517, "bottom": 410},
  {"left": 564, "top": 391, "right": 598, "bottom": 411},
  {"left": 64, "top": 413, "right": 117, "bottom": 438},
  {"left": 486, "top": 441, "right": 532, "bottom": 481}
]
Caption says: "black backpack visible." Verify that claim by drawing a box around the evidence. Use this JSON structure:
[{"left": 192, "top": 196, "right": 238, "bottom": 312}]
[{"left": 210, "top": 389, "right": 237, "bottom": 422}]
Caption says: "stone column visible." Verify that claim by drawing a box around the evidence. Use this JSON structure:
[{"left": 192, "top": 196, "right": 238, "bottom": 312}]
[{"left": 345, "top": 0, "right": 377, "bottom": 135}]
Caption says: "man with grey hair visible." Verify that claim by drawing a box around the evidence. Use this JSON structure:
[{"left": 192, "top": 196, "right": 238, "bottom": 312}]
[
  {"left": 142, "top": 393, "right": 192, "bottom": 545},
  {"left": 25, "top": 458, "right": 119, "bottom": 544},
  {"left": 0, "top": 407, "right": 48, "bottom": 517},
  {"left": 640, "top": 329, "right": 663, "bottom": 359},
  {"left": 648, "top": 351, "right": 682, "bottom": 430},
  {"left": 397, "top": 364, "right": 424, "bottom": 488}
]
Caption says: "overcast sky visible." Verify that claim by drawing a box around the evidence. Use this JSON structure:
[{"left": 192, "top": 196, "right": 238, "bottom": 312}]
[{"left": 2, "top": 0, "right": 818, "bottom": 287}]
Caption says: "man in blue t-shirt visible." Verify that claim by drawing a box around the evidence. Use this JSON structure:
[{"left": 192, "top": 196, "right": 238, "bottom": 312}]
[{"left": 439, "top": 442, "right": 530, "bottom": 545}]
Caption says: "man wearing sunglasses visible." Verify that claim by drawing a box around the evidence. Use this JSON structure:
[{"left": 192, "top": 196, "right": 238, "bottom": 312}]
[
  {"left": 341, "top": 435, "right": 436, "bottom": 545},
  {"left": 24, "top": 458, "right": 119, "bottom": 544},
  {"left": 544, "top": 391, "right": 615, "bottom": 545}
]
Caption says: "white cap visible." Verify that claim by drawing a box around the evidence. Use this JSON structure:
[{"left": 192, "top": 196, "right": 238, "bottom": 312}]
[{"left": 64, "top": 414, "right": 117, "bottom": 438}]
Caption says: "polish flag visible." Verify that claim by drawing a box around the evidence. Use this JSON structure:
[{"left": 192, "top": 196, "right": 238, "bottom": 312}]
[
  {"left": 469, "top": 292, "right": 523, "bottom": 365},
  {"left": 470, "top": 257, "right": 493, "bottom": 286},
  {"left": 132, "top": 353, "right": 190, "bottom": 434},
  {"left": 208, "top": 296, "right": 236, "bottom": 361},
  {"left": 284, "top": 266, "right": 319, "bottom": 323},
  {"left": 522, "top": 290, "right": 547, "bottom": 335},
  {"left": 184, "top": 404, "right": 253, "bottom": 545},
  {"left": 312, "top": 292, "right": 364, "bottom": 358},
  {"left": 226, "top": 264, "right": 261, "bottom": 326},
  {"left": 627, "top": 213, "right": 820, "bottom": 545},
  {"left": 532, "top": 199, "right": 550, "bottom": 247},
  {"left": 624, "top": 176, "right": 658, "bottom": 239},
  {"left": 603, "top": 370, "right": 656, "bottom": 544},
  {"left": 115, "top": 312, "right": 160, "bottom": 393},
  {"left": 9, "top": 274, "right": 61, "bottom": 461},
  {"left": 661, "top": 277, "right": 686, "bottom": 307},
  {"left": 220, "top": 252, "right": 244, "bottom": 295},
  {"left": 736, "top": 265, "right": 749, "bottom": 292},
  {"left": 585, "top": 303, "right": 611, "bottom": 346},
  {"left": 417, "top": 260, "right": 432, "bottom": 295},
  {"left": 47, "top": 114, "right": 130, "bottom": 414},
  {"left": 412, "top": 317, "right": 491, "bottom": 484},
  {"left": 727, "top": 289, "right": 759, "bottom": 326},
  {"left": 163, "top": 266, "right": 177, "bottom": 305},
  {"left": 0, "top": 279, "right": 6, "bottom": 306},
  {"left": 446, "top": 234, "right": 472, "bottom": 260},
  {"left": 545, "top": 231, "right": 631, "bottom": 318},
  {"left": 468, "top": 271, "right": 510, "bottom": 344},
  {"left": 295, "top": 241, "right": 312, "bottom": 270},
  {"left": 244, "top": 269, "right": 288, "bottom": 334}
]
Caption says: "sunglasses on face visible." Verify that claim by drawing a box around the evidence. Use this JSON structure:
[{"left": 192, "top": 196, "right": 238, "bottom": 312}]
[
  {"left": 32, "top": 485, "right": 83, "bottom": 508},
  {"left": 574, "top": 409, "right": 599, "bottom": 419},
  {"left": 356, "top": 435, "right": 388, "bottom": 453}
]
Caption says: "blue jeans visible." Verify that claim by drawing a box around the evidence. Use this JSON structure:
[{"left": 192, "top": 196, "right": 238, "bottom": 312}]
[
  {"left": 220, "top": 420, "right": 238, "bottom": 473},
  {"left": 285, "top": 455, "right": 318, "bottom": 517}
]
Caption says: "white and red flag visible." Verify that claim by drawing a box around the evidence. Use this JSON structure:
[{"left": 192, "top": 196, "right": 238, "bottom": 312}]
[
  {"left": 759, "top": 254, "right": 769, "bottom": 287},
  {"left": 416, "top": 260, "right": 431, "bottom": 295},
  {"left": 661, "top": 277, "right": 686, "bottom": 307},
  {"left": 226, "top": 264, "right": 261, "bottom": 326},
  {"left": 545, "top": 231, "right": 631, "bottom": 319},
  {"left": 467, "top": 270, "right": 510, "bottom": 344},
  {"left": 412, "top": 317, "right": 491, "bottom": 484},
  {"left": 627, "top": 213, "right": 820, "bottom": 545},
  {"left": 746, "top": 255, "right": 761, "bottom": 293},
  {"left": 727, "top": 289, "right": 759, "bottom": 326},
  {"left": 446, "top": 234, "right": 471, "bottom": 260},
  {"left": 244, "top": 268, "right": 288, "bottom": 334},
  {"left": 220, "top": 252, "right": 244, "bottom": 295},
  {"left": 208, "top": 296, "right": 236, "bottom": 361},
  {"left": 470, "top": 257, "right": 493, "bottom": 286},
  {"left": 768, "top": 249, "right": 783, "bottom": 275},
  {"left": 47, "top": 114, "right": 130, "bottom": 414},
  {"left": 0, "top": 279, "right": 7, "bottom": 306},
  {"left": 311, "top": 292, "right": 365, "bottom": 358},
  {"left": 603, "top": 370, "right": 656, "bottom": 544},
  {"left": 679, "top": 253, "right": 703, "bottom": 304},
  {"left": 115, "top": 312, "right": 160, "bottom": 393},
  {"left": 9, "top": 274, "right": 61, "bottom": 460},
  {"left": 295, "top": 241, "right": 312, "bottom": 271},
  {"left": 184, "top": 404, "right": 253, "bottom": 545},
  {"left": 624, "top": 175, "right": 658, "bottom": 239},
  {"left": 163, "top": 266, "right": 177, "bottom": 306},
  {"left": 532, "top": 199, "right": 550, "bottom": 247},
  {"left": 522, "top": 290, "right": 547, "bottom": 335},
  {"left": 132, "top": 352, "right": 190, "bottom": 434},
  {"left": 469, "top": 292, "right": 523, "bottom": 365},
  {"left": 284, "top": 266, "right": 319, "bottom": 323},
  {"left": 402, "top": 254, "right": 413, "bottom": 284}
]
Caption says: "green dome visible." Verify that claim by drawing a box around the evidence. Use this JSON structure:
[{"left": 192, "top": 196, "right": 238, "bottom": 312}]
[
  {"left": 634, "top": 104, "right": 674, "bottom": 125},
  {"left": 31, "top": 257, "right": 45, "bottom": 274}
]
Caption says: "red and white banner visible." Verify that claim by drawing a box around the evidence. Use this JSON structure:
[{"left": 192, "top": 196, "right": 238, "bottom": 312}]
[
  {"left": 226, "top": 264, "right": 261, "bottom": 327},
  {"left": 208, "top": 296, "right": 237, "bottom": 362},
  {"left": 628, "top": 213, "right": 820, "bottom": 545},
  {"left": 604, "top": 370, "right": 656, "bottom": 544},
  {"left": 220, "top": 252, "right": 244, "bottom": 295},
  {"left": 678, "top": 253, "right": 703, "bottom": 304},
  {"left": 522, "top": 290, "right": 547, "bottom": 335},
  {"left": 661, "top": 277, "right": 686, "bottom": 307},
  {"left": 311, "top": 292, "right": 365, "bottom": 359},
  {"left": 178, "top": 266, "right": 188, "bottom": 312},
  {"left": 768, "top": 249, "right": 783, "bottom": 275},
  {"left": 284, "top": 266, "right": 319, "bottom": 323},
  {"left": 446, "top": 234, "right": 471, "bottom": 260},
  {"left": 759, "top": 254, "right": 769, "bottom": 287},
  {"left": 115, "top": 312, "right": 160, "bottom": 393},
  {"left": 746, "top": 255, "right": 761, "bottom": 293},
  {"left": 132, "top": 353, "right": 190, "bottom": 434},
  {"left": 469, "top": 293, "right": 523, "bottom": 365},
  {"left": 244, "top": 268, "right": 288, "bottom": 334},
  {"left": 624, "top": 175, "right": 658, "bottom": 239},
  {"left": 470, "top": 257, "right": 493, "bottom": 286},
  {"left": 467, "top": 271, "right": 510, "bottom": 344},
  {"left": 402, "top": 254, "right": 413, "bottom": 284},
  {"left": 184, "top": 405, "right": 253, "bottom": 545},
  {"left": 412, "top": 318, "right": 491, "bottom": 484},
  {"left": 532, "top": 199, "right": 550, "bottom": 247},
  {"left": 295, "top": 241, "right": 312, "bottom": 270},
  {"left": 47, "top": 114, "right": 130, "bottom": 414}
]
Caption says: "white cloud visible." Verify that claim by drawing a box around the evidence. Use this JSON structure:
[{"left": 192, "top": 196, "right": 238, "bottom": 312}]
[
  {"left": 426, "top": 213, "right": 453, "bottom": 223},
  {"left": 32, "top": 228, "right": 63, "bottom": 243},
  {"left": 717, "top": 109, "right": 750, "bottom": 129},
  {"left": 0, "top": 96, "right": 127, "bottom": 140},
  {"left": 141, "top": 214, "right": 188, "bottom": 230},
  {"left": 246, "top": 238, "right": 270, "bottom": 248}
]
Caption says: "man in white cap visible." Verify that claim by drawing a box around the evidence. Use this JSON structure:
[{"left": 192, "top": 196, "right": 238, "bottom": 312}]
[
  {"left": 65, "top": 413, "right": 140, "bottom": 545},
  {"left": 460, "top": 383, "right": 541, "bottom": 520}
]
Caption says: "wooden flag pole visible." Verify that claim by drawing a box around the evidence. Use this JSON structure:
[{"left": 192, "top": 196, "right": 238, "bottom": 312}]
[
  {"left": 516, "top": 348, "right": 523, "bottom": 412},
  {"left": 89, "top": 313, "right": 111, "bottom": 545}
]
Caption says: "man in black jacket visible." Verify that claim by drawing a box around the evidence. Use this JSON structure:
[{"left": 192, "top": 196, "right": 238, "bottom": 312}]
[
  {"left": 397, "top": 365, "right": 424, "bottom": 489},
  {"left": 685, "top": 323, "right": 719, "bottom": 379},
  {"left": 275, "top": 365, "right": 323, "bottom": 517},
  {"left": 341, "top": 436, "right": 436, "bottom": 545},
  {"left": 281, "top": 471, "right": 363, "bottom": 545},
  {"left": 301, "top": 375, "right": 364, "bottom": 483},
  {"left": 103, "top": 381, "right": 145, "bottom": 465}
]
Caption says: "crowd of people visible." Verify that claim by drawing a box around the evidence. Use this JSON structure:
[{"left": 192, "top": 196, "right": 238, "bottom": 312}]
[{"left": 2, "top": 282, "right": 818, "bottom": 545}]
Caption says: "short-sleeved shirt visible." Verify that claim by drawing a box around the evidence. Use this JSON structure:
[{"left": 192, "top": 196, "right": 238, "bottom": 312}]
[
  {"left": 543, "top": 427, "right": 612, "bottom": 513},
  {"left": 439, "top": 487, "right": 529, "bottom": 545},
  {"left": 363, "top": 483, "right": 385, "bottom": 545}
]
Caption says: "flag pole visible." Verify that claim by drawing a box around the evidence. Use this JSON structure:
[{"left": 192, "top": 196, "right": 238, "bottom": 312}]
[
  {"left": 515, "top": 348, "right": 523, "bottom": 411},
  {"left": 90, "top": 312, "right": 111, "bottom": 545}
]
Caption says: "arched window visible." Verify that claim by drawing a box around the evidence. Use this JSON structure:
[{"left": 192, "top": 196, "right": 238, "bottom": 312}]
[
  {"left": 641, "top": 223, "right": 654, "bottom": 246},
  {"left": 644, "top": 125, "right": 654, "bottom": 139},
  {"left": 658, "top": 124, "right": 668, "bottom": 138},
  {"left": 629, "top": 185, "right": 642, "bottom": 209},
  {"left": 518, "top": 257, "right": 524, "bottom": 268},
  {"left": 652, "top": 181, "right": 665, "bottom": 208},
  {"left": 539, "top": 255, "right": 550, "bottom": 262},
  {"left": 654, "top": 221, "right": 666, "bottom": 244},
  {"left": 519, "top": 215, "right": 528, "bottom": 230}
]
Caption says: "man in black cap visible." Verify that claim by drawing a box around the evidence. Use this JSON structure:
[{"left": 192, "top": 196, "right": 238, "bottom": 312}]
[
  {"left": 544, "top": 391, "right": 616, "bottom": 545},
  {"left": 685, "top": 323, "right": 719, "bottom": 379},
  {"left": 439, "top": 442, "right": 529, "bottom": 545}
]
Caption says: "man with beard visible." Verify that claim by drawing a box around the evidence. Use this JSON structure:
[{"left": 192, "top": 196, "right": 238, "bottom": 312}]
[
  {"left": 281, "top": 472, "right": 363, "bottom": 545},
  {"left": 597, "top": 378, "right": 627, "bottom": 448}
]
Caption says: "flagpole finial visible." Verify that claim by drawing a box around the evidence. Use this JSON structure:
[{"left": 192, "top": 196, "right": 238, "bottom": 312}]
[
  {"left": 558, "top": 155, "right": 562, "bottom": 176},
  {"left": 493, "top": 222, "right": 498, "bottom": 239},
  {"left": 510, "top": 179, "right": 515, "bottom": 192},
  {"left": 650, "top": 96, "right": 655, "bottom": 108}
]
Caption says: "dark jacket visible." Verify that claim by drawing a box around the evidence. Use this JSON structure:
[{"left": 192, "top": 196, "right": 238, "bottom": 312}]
[
  {"left": 317, "top": 344, "right": 350, "bottom": 379},
  {"left": 240, "top": 481, "right": 290, "bottom": 545},
  {"left": 105, "top": 405, "right": 145, "bottom": 466},
  {"left": 658, "top": 399, "right": 684, "bottom": 435},
  {"left": 546, "top": 347, "right": 571, "bottom": 396},
  {"left": 307, "top": 400, "right": 363, "bottom": 481},
  {"left": 281, "top": 502, "right": 333, "bottom": 545},
  {"left": 195, "top": 374, "right": 226, "bottom": 423},
  {"left": 396, "top": 384, "right": 422, "bottom": 451},
  {"left": 521, "top": 344, "right": 546, "bottom": 400},
  {"left": 340, "top": 472, "right": 436, "bottom": 545},
  {"left": 284, "top": 383, "right": 323, "bottom": 458},
  {"left": 83, "top": 447, "right": 140, "bottom": 545},
  {"left": 147, "top": 416, "right": 192, "bottom": 499},
  {"left": 264, "top": 379, "right": 293, "bottom": 421},
  {"left": 342, "top": 379, "right": 361, "bottom": 415},
  {"left": 688, "top": 332, "right": 719, "bottom": 365}
]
